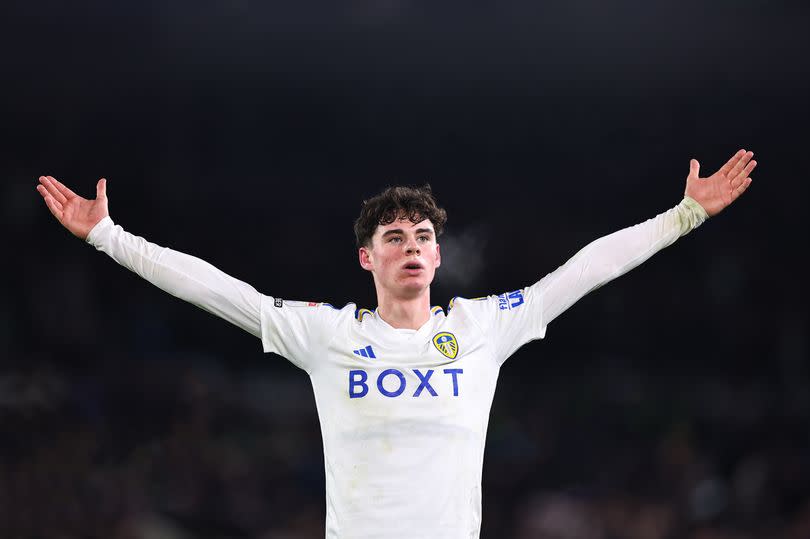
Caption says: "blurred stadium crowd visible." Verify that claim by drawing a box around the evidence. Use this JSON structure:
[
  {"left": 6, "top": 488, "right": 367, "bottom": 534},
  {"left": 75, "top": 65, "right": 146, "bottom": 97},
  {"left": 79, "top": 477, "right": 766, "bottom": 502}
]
[
  {"left": 4, "top": 0, "right": 808, "bottom": 537},
  {"left": 1, "top": 351, "right": 808, "bottom": 539}
]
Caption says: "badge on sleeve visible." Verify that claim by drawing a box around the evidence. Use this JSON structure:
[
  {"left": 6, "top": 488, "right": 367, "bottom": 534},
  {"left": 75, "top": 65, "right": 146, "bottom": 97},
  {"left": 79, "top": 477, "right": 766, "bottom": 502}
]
[{"left": 432, "top": 332, "right": 459, "bottom": 360}]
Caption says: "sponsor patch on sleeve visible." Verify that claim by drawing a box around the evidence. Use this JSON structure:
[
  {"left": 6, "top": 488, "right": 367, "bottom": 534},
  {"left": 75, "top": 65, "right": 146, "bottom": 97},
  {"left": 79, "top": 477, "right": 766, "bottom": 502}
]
[{"left": 497, "top": 289, "right": 525, "bottom": 311}]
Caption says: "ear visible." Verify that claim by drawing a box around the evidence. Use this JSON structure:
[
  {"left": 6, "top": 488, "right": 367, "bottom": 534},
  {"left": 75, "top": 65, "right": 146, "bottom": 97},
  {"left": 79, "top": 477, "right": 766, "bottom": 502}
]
[
  {"left": 435, "top": 243, "right": 441, "bottom": 268},
  {"left": 359, "top": 246, "right": 374, "bottom": 272}
]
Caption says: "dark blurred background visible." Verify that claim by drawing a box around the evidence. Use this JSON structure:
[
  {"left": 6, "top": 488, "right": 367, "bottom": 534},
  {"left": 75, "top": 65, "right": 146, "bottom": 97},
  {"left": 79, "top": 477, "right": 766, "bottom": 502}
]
[{"left": 2, "top": 0, "right": 808, "bottom": 537}]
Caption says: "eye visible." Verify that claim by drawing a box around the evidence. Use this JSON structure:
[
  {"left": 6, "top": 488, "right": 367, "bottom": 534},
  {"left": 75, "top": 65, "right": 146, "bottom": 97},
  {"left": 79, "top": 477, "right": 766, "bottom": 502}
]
[
  {"left": 418, "top": 235, "right": 430, "bottom": 242},
  {"left": 388, "top": 236, "right": 402, "bottom": 243}
]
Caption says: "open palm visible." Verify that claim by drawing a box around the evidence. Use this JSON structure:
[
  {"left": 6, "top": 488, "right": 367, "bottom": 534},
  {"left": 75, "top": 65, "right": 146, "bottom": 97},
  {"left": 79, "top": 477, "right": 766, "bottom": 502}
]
[
  {"left": 684, "top": 149, "right": 756, "bottom": 218},
  {"left": 36, "top": 176, "right": 109, "bottom": 240}
]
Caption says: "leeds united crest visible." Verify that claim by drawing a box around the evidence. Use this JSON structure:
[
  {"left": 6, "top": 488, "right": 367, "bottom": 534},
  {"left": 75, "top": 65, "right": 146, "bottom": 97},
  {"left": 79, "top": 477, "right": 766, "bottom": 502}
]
[{"left": 432, "top": 332, "right": 459, "bottom": 360}]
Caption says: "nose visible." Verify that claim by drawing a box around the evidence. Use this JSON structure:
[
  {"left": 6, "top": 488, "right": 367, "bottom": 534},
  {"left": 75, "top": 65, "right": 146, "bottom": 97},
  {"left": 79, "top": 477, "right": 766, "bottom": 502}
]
[{"left": 405, "top": 240, "right": 420, "bottom": 255}]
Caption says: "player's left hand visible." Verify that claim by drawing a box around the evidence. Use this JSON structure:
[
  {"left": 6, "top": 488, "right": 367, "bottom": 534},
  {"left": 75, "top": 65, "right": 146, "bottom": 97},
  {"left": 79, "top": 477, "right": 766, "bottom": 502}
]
[{"left": 684, "top": 149, "right": 756, "bottom": 217}]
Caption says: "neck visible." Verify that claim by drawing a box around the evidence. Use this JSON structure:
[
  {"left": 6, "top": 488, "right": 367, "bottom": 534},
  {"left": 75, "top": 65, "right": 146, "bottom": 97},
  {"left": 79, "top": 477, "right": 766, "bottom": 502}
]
[{"left": 376, "top": 288, "right": 432, "bottom": 330}]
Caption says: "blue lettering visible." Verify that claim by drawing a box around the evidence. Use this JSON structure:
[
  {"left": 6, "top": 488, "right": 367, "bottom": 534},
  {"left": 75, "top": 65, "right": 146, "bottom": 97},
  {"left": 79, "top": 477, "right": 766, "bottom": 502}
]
[
  {"left": 349, "top": 369, "right": 368, "bottom": 398},
  {"left": 412, "top": 369, "right": 437, "bottom": 397},
  {"left": 377, "top": 369, "right": 406, "bottom": 398},
  {"left": 348, "top": 368, "right": 464, "bottom": 398},
  {"left": 498, "top": 290, "right": 525, "bottom": 310},
  {"left": 443, "top": 368, "right": 463, "bottom": 396},
  {"left": 508, "top": 290, "right": 525, "bottom": 308}
]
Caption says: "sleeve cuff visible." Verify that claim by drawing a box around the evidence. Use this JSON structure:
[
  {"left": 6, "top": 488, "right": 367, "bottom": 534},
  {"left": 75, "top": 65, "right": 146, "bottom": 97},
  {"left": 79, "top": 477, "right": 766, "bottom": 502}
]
[
  {"left": 679, "top": 196, "right": 709, "bottom": 232},
  {"left": 85, "top": 216, "right": 114, "bottom": 246}
]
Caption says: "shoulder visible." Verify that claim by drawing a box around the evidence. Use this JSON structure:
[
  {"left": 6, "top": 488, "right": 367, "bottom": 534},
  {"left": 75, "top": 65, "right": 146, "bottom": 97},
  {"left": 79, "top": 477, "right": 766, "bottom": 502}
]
[
  {"left": 446, "top": 288, "right": 531, "bottom": 321},
  {"left": 316, "top": 301, "right": 359, "bottom": 323},
  {"left": 261, "top": 296, "right": 357, "bottom": 325},
  {"left": 450, "top": 289, "right": 528, "bottom": 310},
  {"left": 445, "top": 294, "right": 495, "bottom": 328},
  {"left": 447, "top": 294, "right": 492, "bottom": 313}
]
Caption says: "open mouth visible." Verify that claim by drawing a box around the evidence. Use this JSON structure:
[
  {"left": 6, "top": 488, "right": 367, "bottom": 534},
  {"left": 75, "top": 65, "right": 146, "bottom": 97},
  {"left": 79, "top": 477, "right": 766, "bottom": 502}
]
[{"left": 402, "top": 262, "right": 424, "bottom": 274}]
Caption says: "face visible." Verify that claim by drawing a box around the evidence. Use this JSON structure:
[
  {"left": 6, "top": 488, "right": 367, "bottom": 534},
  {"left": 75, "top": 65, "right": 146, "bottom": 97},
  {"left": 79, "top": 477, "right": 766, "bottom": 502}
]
[{"left": 359, "top": 217, "right": 441, "bottom": 299}]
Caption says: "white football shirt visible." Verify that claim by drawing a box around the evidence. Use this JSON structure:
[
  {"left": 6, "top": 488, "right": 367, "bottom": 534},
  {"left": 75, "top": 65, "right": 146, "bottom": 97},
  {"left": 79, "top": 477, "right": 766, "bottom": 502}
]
[{"left": 86, "top": 196, "right": 708, "bottom": 538}]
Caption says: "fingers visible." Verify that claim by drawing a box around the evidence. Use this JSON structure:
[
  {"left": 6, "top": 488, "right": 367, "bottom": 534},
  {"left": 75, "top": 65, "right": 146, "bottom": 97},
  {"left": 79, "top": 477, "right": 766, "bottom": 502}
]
[
  {"left": 719, "top": 149, "right": 746, "bottom": 177},
  {"left": 36, "top": 183, "right": 64, "bottom": 210},
  {"left": 731, "top": 177, "right": 753, "bottom": 202},
  {"left": 46, "top": 175, "right": 78, "bottom": 200},
  {"left": 38, "top": 176, "right": 67, "bottom": 204},
  {"left": 37, "top": 186, "right": 65, "bottom": 221},
  {"left": 36, "top": 184, "right": 64, "bottom": 209},
  {"left": 728, "top": 150, "right": 754, "bottom": 181},
  {"left": 731, "top": 159, "right": 757, "bottom": 189}
]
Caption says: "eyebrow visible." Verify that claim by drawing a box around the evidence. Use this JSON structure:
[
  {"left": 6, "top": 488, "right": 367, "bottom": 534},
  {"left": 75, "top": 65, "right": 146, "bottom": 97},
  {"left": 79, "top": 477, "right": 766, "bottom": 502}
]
[{"left": 381, "top": 228, "right": 435, "bottom": 238}]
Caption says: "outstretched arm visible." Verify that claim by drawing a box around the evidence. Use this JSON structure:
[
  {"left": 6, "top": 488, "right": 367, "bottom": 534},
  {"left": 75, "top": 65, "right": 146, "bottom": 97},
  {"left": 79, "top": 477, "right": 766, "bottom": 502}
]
[
  {"left": 535, "top": 150, "right": 756, "bottom": 328},
  {"left": 36, "top": 176, "right": 262, "bottom": 338}
]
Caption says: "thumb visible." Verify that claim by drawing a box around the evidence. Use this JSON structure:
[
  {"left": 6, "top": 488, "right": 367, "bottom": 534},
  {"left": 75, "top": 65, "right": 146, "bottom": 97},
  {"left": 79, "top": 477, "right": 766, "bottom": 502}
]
[
  {"left": 689, "top": 159, "right": 700, "bottom": 179},
  {"left": 96, "top": 178, "right": 107, "bottom": 199}
]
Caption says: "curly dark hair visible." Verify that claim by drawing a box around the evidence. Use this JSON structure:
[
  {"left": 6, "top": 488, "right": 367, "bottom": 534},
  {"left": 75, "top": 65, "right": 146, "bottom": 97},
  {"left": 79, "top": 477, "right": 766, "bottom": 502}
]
[{"left": 354, "top": 184, "right": 447, "bottom": 248}]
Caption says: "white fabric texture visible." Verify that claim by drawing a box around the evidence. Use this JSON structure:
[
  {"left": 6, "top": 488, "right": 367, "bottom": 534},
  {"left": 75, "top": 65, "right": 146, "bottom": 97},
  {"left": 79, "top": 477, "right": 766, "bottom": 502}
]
[
  {"left": 86, "top": 196, "right": 708, "bottom": 538},
  {"left": 86, "top": 216, "right": 263, "bottom": 338}
]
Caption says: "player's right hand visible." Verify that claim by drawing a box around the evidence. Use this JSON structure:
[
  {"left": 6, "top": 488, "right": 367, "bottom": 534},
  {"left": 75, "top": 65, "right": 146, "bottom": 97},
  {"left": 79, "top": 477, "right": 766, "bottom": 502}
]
[{"left": 36, "top": 176, "right": 109, "bottom": 240}]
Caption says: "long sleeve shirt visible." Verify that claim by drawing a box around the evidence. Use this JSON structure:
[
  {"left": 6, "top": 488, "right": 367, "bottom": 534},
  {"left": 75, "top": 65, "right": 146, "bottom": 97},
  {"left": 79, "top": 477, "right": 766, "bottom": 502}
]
[{"left": 86, "top": 196, "right": 708, "bottom": 539}]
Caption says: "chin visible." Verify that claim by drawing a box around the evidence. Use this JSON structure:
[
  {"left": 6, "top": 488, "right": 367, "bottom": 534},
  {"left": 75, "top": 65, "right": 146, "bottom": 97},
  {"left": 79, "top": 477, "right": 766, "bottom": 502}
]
[{"left": 398, "top": 279, "right": 429, "bottom": 295}]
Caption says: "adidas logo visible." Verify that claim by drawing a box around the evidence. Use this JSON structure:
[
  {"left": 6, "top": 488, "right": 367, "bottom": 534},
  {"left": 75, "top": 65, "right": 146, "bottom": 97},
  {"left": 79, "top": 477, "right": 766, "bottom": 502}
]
[{"left": 352, "top": 345, "right": 377, "bottom": 359}]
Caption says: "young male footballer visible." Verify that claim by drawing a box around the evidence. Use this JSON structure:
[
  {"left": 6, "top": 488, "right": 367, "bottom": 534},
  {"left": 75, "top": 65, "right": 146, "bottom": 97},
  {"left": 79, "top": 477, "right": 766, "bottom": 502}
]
[{"left": 36, "top": 149, "right": 755, "bottom": 538}]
